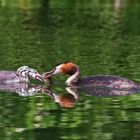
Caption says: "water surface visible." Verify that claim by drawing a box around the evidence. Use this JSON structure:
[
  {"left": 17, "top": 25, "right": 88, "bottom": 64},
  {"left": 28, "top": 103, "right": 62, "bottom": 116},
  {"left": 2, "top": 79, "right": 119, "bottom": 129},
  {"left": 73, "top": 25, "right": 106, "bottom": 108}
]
[{"left": 0, "top": 0, "right": 140, "bottom": 139}]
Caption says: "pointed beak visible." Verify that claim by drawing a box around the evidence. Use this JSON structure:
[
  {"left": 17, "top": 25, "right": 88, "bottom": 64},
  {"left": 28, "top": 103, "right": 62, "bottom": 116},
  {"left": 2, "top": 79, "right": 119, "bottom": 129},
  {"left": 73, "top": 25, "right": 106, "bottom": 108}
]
[
  {"left": 42, "top": 69, "right": 55, "bottom": 80},
  {"left": 35, "top": 74, "right": 44, "bottom": 82}
]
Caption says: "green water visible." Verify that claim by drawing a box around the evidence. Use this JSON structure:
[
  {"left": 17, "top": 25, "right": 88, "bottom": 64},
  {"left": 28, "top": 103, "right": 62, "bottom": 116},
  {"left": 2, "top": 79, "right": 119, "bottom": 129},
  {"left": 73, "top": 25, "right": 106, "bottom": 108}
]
[{"left": 0, "top": 0, "right": 140, "bottom": 139}]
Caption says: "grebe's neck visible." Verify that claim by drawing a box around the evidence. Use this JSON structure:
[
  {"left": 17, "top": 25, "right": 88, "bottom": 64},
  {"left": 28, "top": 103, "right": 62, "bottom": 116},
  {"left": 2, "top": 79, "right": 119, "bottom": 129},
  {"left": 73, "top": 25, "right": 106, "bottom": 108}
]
[{"left": 65, "top": 68, "right": 80, "bottom": 86}]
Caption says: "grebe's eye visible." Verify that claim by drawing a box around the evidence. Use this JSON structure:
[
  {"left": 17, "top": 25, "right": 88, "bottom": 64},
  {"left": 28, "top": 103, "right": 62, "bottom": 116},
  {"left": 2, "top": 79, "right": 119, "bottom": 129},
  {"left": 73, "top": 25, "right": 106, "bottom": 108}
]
[
  {"left": 34, "top": 69, "right": 38, "bottom": 73},
  {"left": 34, "top": 71, "right": 38, "bottom": 74}
]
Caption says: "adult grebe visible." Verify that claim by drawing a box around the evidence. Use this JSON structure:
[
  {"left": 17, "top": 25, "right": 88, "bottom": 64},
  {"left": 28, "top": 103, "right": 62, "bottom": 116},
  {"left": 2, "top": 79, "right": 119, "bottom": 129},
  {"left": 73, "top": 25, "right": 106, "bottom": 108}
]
[
  {"left": 0, "top": 66, "right": 43, "bottom": 83},
  {"left": 43, "top": 62, "right": 140, "bottom": 90}
]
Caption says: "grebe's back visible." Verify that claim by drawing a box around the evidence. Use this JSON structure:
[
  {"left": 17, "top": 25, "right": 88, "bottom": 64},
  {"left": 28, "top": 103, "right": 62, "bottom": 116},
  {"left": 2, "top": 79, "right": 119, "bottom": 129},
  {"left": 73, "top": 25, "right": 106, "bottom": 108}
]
[{"left": 78, "top": 75, "right": 139, "bottom": 89}]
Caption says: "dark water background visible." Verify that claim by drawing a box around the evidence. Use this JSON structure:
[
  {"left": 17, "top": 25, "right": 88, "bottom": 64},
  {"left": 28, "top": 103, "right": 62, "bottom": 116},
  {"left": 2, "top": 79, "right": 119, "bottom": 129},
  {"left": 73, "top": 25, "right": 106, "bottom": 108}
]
[{"left": 0, "top": 0, "right": 140, "bottom": 139}]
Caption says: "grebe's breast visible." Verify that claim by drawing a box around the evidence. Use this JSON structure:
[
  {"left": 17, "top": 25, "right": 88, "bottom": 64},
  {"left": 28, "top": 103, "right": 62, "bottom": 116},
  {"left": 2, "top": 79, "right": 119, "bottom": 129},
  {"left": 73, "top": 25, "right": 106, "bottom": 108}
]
[{"left": 78, "top": 75, "right": 139, "bottom": 89}]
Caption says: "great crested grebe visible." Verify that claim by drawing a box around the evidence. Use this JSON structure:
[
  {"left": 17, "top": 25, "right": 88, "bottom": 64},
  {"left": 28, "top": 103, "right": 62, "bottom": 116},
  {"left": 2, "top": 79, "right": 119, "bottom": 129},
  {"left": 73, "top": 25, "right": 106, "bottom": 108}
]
[
  {"left": 43, "top": 62, "right": 140, "bottom": 90},
  {"left": 0, "top": 66, "right": 43, "bottom": 83}
]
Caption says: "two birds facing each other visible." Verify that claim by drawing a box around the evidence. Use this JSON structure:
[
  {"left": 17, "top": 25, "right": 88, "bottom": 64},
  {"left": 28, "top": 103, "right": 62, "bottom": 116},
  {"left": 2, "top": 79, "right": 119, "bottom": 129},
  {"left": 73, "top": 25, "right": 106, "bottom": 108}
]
[{"left": 1, "top": 62, "right": 140, "bottom": 90}]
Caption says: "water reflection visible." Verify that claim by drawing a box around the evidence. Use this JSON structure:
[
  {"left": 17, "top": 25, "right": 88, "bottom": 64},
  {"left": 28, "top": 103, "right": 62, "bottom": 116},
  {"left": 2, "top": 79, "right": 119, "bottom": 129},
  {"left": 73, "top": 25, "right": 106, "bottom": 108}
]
[
  {"left": 114, "top": 0, "right": 126, "bottom": 9},
  {"left": 1, "top": 83, "right": 140, "bottom": 139},
  {"left": 0, "top": 82, "right": 79, "bottom": 108},
  {"left": 46, "top": 87, "right": 79, "bottom": 109},
  {"left": 0, "top": 83, "right": 44, "bottom": 96},
  {"left": 0, "top": 82, "right": 139, "bottom": 108}
]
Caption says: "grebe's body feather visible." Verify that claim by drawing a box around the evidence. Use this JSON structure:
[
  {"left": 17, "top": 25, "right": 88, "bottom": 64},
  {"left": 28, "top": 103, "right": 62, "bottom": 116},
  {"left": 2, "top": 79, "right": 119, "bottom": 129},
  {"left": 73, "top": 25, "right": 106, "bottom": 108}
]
[
  {"left": 73, "top": 75, "right": 139, "bottom": 89},
  {"left": 0, "top": 71, "right": 27, "bottom": 83}
]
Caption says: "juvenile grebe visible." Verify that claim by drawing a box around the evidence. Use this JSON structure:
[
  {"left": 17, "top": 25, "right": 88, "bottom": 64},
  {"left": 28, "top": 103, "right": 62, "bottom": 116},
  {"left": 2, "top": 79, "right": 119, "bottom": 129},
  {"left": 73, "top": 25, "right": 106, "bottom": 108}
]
[
  {"left": 0, "top": 66, "right": 43, "bottom": 83},
  {"left": 43, "top": 62, "right": 140, "bottom": 90}
]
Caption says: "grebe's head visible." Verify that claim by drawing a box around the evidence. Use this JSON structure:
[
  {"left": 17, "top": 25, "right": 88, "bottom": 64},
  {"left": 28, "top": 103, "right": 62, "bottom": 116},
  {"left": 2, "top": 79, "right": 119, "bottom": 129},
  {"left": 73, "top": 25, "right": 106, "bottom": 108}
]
[
  {"left": 43, "top": 62, "right": 79, "bottom": 79},
  {"left": 17, "top": 66, "right": 29, "bottom": 76},
  {"left": 17, "top": 66, "right": 43, "bottom": 82},
  {"left": 27, "top": 68, "right": 44, "bottom": 82}
]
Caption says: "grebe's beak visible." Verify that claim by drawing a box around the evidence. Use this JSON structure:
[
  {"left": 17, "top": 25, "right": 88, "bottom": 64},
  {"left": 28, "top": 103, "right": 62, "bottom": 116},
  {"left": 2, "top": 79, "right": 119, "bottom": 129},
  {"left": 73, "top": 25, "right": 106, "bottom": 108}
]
[
  {"left": 35, "top": 74, "right": 44, "bottom": 82},
  {"left": 42, "top": 68, "right": 56, "bottom": 80}
]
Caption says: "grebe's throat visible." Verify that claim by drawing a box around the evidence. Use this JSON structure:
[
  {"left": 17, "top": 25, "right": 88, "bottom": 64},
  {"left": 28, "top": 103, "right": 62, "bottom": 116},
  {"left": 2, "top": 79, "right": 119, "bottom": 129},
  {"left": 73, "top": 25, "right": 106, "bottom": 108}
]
[{"left": 65, "top": 68, "right": 80, "bottom": 86}]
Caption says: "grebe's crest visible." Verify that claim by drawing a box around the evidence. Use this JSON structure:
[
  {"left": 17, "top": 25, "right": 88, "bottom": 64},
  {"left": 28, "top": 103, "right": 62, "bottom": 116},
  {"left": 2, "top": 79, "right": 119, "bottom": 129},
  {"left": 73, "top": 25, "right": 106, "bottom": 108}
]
[
  {"left": 54, "top": 62, "right": 78, "bottom": 75},
  {"left": 61, "top": 62, "right": 78, "bottom": 75}
]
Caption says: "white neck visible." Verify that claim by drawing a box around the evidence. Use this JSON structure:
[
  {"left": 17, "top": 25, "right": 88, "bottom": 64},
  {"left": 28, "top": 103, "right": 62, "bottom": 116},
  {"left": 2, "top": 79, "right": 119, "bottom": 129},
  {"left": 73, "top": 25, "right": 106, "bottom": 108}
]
[{"left": 65, "top": 70, "right": 80, "bottom": 86}]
